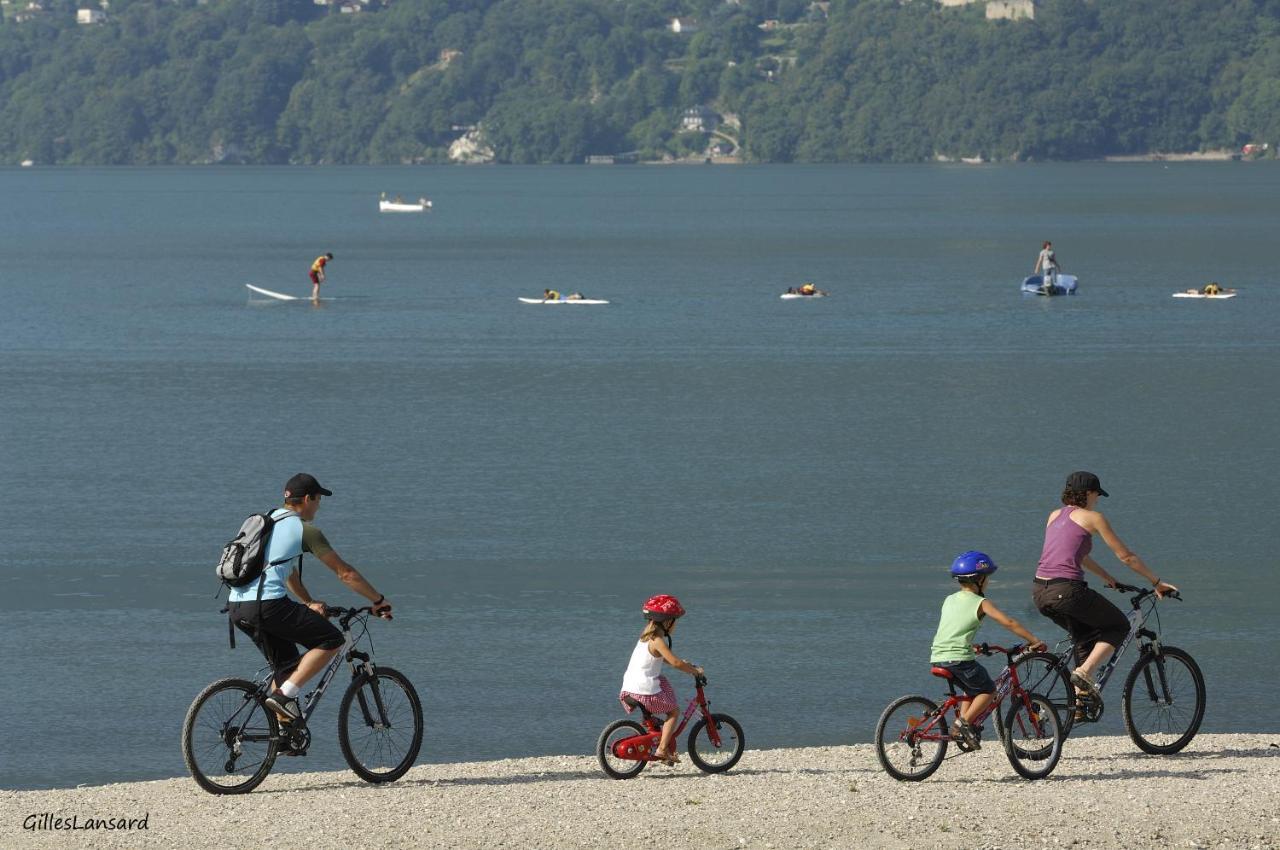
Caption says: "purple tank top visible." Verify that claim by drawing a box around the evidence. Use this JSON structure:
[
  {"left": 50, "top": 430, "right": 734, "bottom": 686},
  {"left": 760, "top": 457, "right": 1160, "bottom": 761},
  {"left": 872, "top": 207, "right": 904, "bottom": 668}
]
[{"left": 1036, "top": 507, "right": 1092, "bottom": 581}]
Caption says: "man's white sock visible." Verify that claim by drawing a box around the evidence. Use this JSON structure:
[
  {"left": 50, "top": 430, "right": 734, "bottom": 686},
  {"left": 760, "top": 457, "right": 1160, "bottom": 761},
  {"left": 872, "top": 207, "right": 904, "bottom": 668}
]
[{"left": 280, "top": 681, "right": 301, "bottom": 698}]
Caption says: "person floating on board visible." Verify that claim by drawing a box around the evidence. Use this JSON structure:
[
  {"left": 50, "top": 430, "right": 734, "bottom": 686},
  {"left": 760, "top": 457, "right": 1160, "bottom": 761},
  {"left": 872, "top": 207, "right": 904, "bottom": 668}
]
[
  {"left": 799, "top": 282, "right": 817, "bottom": 296},
  {"left": 566, "top": 292, "right": 585, "bottom": 300},
  {"left": 543, "top": 289, "right": 561, "bottom": 301},
  {"left": 309, "top": 253, "right": 333, "bottom": 301},
  {"left": 1034, "top": 241, "right": 1061, "bottom": 295},
  {"left": 1203, "top": 282, "right": 1221, "bottom": 295}
]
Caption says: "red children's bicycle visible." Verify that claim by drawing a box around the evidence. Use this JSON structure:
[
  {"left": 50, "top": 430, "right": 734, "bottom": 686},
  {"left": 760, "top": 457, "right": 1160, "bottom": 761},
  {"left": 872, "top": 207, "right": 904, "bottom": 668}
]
[
  {"left": 596, "top": 675, "right": 745, "bottom": 779},
  {"left": 874, "top": 643, "right": 1064, "bottom": 781}
]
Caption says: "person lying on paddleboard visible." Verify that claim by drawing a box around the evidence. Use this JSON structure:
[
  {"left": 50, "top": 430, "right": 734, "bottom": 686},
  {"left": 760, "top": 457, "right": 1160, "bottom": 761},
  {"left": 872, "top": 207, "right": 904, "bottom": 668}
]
[
  {"left": 543, "top": 289, "right": 561, "bottom": 301},
  {"left": 1034, "top": 241, "right": 1060, "bottom": 294},
  {"left": 565, "top": 292, "right": 585, "bottom": 300},
  {"left": 309, "top": 252, "right": 333, "bottom": 301}
]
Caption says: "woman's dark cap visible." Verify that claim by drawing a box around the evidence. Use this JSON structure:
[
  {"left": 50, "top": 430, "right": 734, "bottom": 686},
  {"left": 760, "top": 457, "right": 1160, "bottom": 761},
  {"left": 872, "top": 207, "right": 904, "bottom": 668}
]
[{"left": 1066, "top": 471, "right": 1107, "bottom": 497}]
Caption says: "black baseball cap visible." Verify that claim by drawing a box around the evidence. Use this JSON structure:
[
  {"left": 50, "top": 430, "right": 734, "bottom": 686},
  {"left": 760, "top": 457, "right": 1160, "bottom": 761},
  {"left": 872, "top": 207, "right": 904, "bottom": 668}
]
[
  {"left": 284, "top": 473, "right": 332, "bottom": 499},
  {"left": 1065, "top": 471, "right": 1108, "bottom": 497}
]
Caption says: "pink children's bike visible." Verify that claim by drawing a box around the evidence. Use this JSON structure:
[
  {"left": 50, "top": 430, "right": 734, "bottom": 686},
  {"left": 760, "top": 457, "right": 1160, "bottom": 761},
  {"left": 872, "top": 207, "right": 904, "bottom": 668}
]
[{"left": 596, "top": 675, "right": 744, "bottom": 778}]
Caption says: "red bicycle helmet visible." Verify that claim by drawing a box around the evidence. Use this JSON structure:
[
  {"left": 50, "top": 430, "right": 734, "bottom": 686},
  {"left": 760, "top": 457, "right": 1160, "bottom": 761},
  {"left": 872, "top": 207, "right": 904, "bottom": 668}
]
[{"left": 642, "top": 594, "right": 685, "bottom": 620}]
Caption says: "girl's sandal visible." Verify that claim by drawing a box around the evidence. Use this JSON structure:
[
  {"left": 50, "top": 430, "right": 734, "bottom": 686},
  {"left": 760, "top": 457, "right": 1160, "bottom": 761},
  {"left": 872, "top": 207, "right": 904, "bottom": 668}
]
[{"left": 655, "top": 750, "right": 681, "bottom": 766}]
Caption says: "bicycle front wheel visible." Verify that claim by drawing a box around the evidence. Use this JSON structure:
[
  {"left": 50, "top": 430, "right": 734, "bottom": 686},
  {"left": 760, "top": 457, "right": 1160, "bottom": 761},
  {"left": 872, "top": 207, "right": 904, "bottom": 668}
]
[
  {"left": 338, "top": 666, "right": 424, "bottom": 783},
  {"left": 1007, "top": 652, "right": 1076, "bottom": 738},
  {"left": 1122, "top": 645, "right": 1205, "bottom": 755},
  {"left": 874, "top": 695, "right": 947, "bottom": 782},
  {"left": 687, "top": 713, "right": 745, "bottom": 773},
  {"left": 1002, "top": 692, "right": 1063, "bottom": 780},
  {"left": 181, "top": 677, "right": 279, "bottom": 795}
]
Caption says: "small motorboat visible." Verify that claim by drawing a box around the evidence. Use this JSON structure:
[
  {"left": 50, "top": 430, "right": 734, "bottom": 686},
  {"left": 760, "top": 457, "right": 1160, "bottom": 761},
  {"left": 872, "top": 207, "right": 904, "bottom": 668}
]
[
  {"left": 1021, "top": 274, "right": 1078, "bottom": 296},
  {"left": 379, "top": 194, "right": 432, "bottom": 213}
]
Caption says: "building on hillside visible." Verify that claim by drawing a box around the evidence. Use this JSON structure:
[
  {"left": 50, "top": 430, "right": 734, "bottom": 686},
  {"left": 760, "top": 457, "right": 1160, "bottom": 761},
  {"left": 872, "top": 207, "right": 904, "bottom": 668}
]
[
  {"left": 681, "top": 105, "right": 720, "bottom": 133},
  {"left": 669, "top": 17, "right": 699, "bottom": 34},
  {"left": 77, "top": 7, "right": 106, "bottom": 23},
  {"left": 339, "top": 1, "right": 361, "bottom": 12},
  {"left": 758, "top": 19, "right": 780, "bottom": 31},
  {"left": 986, "top": 0, "right": 1033, "bottom": 20}
]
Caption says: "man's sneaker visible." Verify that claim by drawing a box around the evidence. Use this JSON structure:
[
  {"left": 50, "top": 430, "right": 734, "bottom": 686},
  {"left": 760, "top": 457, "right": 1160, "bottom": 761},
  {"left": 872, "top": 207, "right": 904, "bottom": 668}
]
[{"left": 264, "top": 691, "right": 302, "bottom": 724}]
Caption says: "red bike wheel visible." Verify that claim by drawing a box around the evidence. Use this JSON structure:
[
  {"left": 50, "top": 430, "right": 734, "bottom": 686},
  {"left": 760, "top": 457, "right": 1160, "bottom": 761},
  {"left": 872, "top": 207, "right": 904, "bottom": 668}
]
[
  {"left": 687, "top": 713, "right": 744, "bottom": 773},
  {"left": 596, "top": 719, "right": 648, "bottom": 779}
]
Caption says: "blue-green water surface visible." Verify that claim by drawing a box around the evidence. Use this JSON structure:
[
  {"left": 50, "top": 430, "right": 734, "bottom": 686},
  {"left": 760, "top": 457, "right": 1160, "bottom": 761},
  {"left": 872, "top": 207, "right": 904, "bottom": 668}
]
[{"left": 1, "top": 164, "right": 1275, "bottom": 789}]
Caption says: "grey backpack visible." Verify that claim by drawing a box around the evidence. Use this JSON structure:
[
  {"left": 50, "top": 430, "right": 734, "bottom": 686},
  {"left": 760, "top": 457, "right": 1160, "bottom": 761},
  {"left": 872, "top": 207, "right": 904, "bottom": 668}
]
[{"left": 216, "top": 510, "right": 297, "bottom": 589}]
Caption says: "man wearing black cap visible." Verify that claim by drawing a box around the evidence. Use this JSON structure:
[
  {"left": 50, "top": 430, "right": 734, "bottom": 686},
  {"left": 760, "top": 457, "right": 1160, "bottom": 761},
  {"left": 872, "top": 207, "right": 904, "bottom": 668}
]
[{"left": 226, "top": 473, "right": 392, "bottom": 724}]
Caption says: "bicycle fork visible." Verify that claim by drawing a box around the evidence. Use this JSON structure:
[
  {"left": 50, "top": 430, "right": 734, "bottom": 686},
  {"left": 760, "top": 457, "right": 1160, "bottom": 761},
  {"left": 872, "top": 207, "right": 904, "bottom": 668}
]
[{"left": 350, "top": 654, "right": 392, "bottom": 730}]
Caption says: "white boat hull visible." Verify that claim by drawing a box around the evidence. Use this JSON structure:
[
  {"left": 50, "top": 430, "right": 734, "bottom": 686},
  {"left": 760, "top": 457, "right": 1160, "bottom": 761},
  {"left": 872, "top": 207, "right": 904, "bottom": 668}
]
[
  {"left": 380, "top": 200, "right": 431, "bottom": 212},
  {"left": 518, "top": 297, "right": 609, "bottom": 305},
  {"left": 780, "top": 292, "right": 826, "bottom": 299},
  {"left": 1172, "top": 292, "right": 1236, "bottom": 299}
]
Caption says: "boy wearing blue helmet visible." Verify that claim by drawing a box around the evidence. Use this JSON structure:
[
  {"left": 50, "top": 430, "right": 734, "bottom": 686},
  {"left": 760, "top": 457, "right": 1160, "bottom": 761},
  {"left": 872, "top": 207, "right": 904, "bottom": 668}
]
[{"left": 930, "top": 551, "right": 1046, "bottom": 749}]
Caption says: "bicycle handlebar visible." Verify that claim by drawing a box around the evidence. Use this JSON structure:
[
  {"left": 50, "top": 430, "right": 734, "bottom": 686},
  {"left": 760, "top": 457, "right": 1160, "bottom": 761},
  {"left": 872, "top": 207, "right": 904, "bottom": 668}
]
[
  {"left": 323, "top": 605, "right": 393, "bottom": 625},
  {"left": 1110, "top": 582, "right": 1182, "bottom": 601},
  {"left": 972, "top": 642, "right": 1026, "bottom": 658}
]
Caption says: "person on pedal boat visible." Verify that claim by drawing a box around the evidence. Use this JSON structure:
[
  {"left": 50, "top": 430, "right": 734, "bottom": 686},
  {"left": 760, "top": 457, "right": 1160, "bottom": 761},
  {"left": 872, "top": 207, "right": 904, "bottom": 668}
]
[
  {"left": 931, "top": 551, "right": 1045, "bottom": 750},
  {"left": 543, "top": 289, "right": 561, "bottom": 301},
  {"left": 1034, "top": 241, "right": 1060, "bottom": 294},
  {"left": 225, "top": 474, "right": 393, "bottom": 726},
  {"left": 1032, "top": 472, "right": 1178, "bottom": 703}
]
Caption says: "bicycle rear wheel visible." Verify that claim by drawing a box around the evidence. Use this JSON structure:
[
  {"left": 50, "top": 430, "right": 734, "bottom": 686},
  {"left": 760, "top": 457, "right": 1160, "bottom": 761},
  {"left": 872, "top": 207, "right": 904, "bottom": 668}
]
[
  {"left": 1001, "top": 692, "right": 1063, "bottom": 780},
  {"left": 1005, "top": 652, "right": 1076, "bottom": 738},
  {"left": 1122, "top": 645, "right": 1205, "bottom": 755},
  {"left": 181, "top": 677, "right": 279, "bottom": 795},
  {"left": 687, "top": 713, "right": 745, "bottom": 773},
  {"left": 596, "top": 719, "right": 648, "bottom": 779},
  {"left": 338, "top": 666, "right": 424, "bottom": 783},
  {"left": 874, "top": 695, "right": 947, "bottom": 781}
]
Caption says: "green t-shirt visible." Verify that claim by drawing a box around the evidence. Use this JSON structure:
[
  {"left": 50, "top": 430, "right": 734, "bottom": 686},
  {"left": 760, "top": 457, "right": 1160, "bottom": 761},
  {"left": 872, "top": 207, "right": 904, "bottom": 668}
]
[
  {"left": 929, "top": 590, "right": 986, "bottom": 663},
  {"left": 302, "top": 522, "right": 333, "bottom": 559}
]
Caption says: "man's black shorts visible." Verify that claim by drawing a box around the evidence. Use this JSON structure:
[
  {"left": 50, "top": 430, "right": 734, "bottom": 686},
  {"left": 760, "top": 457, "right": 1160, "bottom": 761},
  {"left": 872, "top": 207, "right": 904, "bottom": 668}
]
[{"left": 228, "top": 597, "right": 344, "bottom": 679}]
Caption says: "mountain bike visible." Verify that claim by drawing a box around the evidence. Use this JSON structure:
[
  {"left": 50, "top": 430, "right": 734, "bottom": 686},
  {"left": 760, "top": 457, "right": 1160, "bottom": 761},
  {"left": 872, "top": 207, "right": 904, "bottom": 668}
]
[
  {"left": 1010, "top": 583, "right": 1205, "bottom": 754},
  {"left": 875, "top": 643, "right": 1063, "bottom": 781},
  {"left": 596, "top": 675, "right": 745, "bottom": 779},
  {"left": 181, "top": 606, "right": 423, "bottom": 794}
]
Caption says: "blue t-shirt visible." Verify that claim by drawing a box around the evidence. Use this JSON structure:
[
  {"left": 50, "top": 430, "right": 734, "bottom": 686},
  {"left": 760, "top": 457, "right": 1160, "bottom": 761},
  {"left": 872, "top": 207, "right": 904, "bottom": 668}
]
[{"left": 227, "top": 509, "right": 303, "bottom": 603}]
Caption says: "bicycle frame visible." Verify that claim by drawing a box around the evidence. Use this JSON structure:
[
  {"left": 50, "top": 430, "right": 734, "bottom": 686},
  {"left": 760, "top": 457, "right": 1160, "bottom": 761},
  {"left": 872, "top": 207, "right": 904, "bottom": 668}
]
[
  {"left": 248, "top": 608, "right": 383, "bottom": 728},
  {"left": 614, "top": 677, "right": 723, "bottom": 759},
  {"left": 1048, "top": 585, "right": 1166, "bottom": 695},
  {"left": 905, "top": 645, "right": 1039, "bottom": 743}
]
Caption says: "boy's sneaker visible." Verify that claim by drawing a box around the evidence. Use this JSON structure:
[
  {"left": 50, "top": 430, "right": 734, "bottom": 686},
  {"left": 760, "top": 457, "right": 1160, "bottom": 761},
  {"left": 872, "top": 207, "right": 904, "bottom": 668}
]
[
  {"left": 951, "top": 718, "right": 981, "bottom": 751},
  {"left": 264, "top": 691, "right": 302, "bottom": 724}
]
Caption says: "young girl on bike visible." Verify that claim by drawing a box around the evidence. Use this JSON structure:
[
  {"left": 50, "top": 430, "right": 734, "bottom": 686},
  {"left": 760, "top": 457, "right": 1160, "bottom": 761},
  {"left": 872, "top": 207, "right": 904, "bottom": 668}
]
[
  {"left": 931, "top": 551, "right": 1045, "bottom": 749},
  {"left": 618, "top": 594, "right": 703, "bottom": 765}
]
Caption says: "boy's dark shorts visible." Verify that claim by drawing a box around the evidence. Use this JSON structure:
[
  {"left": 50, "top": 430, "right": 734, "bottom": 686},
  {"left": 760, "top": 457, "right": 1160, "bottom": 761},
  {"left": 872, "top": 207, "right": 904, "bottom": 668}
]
[{"left": 933, "top": 659, "right": 996, "bottom": 696}]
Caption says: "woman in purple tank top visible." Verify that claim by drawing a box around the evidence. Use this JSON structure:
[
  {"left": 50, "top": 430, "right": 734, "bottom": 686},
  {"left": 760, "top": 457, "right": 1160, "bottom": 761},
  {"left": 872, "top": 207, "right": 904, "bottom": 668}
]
[{"left": 1031, "top": 472, "right": 1179, "bottom": 698}]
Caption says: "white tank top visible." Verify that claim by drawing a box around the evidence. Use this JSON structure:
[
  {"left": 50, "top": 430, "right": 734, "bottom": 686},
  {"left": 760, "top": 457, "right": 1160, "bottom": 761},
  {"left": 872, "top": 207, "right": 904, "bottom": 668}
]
[{"left": 620, "top": 639, "right": 664, "bottom": 695}]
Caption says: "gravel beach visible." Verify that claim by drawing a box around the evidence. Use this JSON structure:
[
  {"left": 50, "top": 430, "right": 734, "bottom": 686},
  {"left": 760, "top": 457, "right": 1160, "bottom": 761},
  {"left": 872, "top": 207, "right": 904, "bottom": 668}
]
[{"left": 3, "top": 734, "right": 1276, "bottom": 849}]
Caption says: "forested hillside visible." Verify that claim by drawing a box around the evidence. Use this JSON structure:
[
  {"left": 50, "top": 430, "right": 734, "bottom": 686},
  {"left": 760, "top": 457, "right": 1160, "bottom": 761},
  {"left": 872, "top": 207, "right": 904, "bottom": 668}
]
[{"left": 2, "top": 0, "right": 1279, "bottom": 164}]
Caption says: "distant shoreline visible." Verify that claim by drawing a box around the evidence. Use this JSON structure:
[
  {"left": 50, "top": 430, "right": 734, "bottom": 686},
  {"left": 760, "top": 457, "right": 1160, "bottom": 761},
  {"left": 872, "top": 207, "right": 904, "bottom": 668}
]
[{"left": 2, "top": 734, "right": 1276, "bottom": 849}]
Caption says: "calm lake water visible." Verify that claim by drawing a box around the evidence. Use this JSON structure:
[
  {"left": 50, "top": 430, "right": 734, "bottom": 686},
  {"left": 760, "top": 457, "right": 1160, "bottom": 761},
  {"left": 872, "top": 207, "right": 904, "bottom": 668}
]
[{"left": 1, "top": 164, "right": 1276, "bottom": 790}]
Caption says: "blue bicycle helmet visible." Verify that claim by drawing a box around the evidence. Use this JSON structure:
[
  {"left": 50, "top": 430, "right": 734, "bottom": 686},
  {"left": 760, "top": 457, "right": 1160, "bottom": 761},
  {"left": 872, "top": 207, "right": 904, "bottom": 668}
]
[{"left": 950, "top": 550, "right": 998, "bottom": 578}]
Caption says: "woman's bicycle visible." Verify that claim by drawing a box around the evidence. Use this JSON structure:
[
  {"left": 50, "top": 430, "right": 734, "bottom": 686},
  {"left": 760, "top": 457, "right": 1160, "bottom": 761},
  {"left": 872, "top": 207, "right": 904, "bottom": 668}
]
[
  {"left": 1009, "top": 583, "right": 1205, "bottom": 754},
  {"left": 596, "top": 675, "right": 745, "bottom": 779},
  {"left": 181, "top": 606, "right": 424, "bottom": 794},
  {"left": 875, "top": 643, "right": 1063, "bottom": 781}
]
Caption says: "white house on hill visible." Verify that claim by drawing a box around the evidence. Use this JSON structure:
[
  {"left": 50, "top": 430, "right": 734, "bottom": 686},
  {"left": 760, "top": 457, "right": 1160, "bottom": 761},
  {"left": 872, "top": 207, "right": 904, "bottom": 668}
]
[{"left": 669, "top": 17, "right": 699, "bottom": 34}]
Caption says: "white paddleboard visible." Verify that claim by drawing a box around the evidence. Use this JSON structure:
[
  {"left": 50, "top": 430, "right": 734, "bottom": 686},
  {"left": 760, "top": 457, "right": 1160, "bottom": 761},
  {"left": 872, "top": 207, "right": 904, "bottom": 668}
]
[
  {"left": 780, "top": 292, "right": 827, "bottom": 299},
  {"left": 518, "top": 297, "right": 609, "bottom": 305},
  {"left": 247, "top": 284, "right": 301, "bottom": 300},
  {"left": 1172, "top": 292, "right": 1237, "bottom": 299}
]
